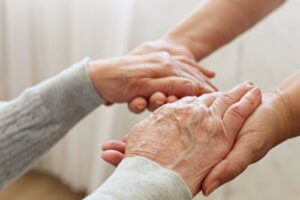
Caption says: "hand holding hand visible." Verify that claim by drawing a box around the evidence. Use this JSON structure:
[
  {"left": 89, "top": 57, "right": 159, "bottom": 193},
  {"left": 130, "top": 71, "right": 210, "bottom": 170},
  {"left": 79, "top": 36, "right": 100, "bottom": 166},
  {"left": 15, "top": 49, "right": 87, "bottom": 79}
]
[
  {"left": 201, "top": 92, "right": 292, "bottom": 195},
  {"left": 101, "top": 82, "right": 261, "bottom": 195},
  {"left": 127, "top": 40, "right": 217, "bottom": 113},
  {"left": 88, "top": 52, "right": 215, "bottom": 105}
]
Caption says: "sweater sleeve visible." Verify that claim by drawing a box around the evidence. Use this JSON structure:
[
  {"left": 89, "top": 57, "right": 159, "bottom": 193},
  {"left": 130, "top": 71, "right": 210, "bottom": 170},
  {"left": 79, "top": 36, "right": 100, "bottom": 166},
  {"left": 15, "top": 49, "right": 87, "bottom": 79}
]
[
  {"left": 85, "top": 157, "right": 192, "bottom": 200},
  {"left": 0, "top": 102, "right": 7, "bottom": 108},
  {"left": 0, "top": 58, "right": 103, "bottom": 189}
]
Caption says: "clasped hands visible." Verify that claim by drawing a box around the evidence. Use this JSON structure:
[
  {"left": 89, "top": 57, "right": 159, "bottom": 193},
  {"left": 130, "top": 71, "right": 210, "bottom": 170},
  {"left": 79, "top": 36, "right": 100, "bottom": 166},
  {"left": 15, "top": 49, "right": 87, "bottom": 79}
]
[{"left": 88, "top": 40, "right": 292, "bottom": 197}]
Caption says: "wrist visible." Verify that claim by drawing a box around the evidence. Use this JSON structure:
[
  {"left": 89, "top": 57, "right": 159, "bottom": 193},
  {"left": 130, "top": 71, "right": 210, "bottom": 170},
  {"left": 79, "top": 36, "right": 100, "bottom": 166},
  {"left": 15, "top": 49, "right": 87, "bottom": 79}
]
[
  {"left": 267, "top": 91, "right": 295, "bottom": 143},
  {"left": 254, "top": 92, "right": 293, "bottom": 149},
  {"left": 272, "top": 89, "right": 300, "bottom": 138},
  {"left": 163, "top": 33, "right": 213, "bottom": 61},
  {"left": 87, "top": 60, "right": 115, "bottom": 102}
]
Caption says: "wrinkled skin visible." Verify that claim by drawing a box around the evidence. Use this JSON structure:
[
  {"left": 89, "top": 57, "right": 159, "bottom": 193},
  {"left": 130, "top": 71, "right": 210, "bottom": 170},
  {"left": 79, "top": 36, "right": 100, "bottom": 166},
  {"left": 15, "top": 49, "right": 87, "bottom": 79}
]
[
  {"left": 126, "top": 40, "right": 217, "bottom": 113},
  {"left": 102, "top": 82, "right": 262, "bottom": 196},
  {"left": 201, "top": 92, "right": 292, "bottom": 195},
  {"left": 89, "top": 52, "right": 216, "bottom": 104}
]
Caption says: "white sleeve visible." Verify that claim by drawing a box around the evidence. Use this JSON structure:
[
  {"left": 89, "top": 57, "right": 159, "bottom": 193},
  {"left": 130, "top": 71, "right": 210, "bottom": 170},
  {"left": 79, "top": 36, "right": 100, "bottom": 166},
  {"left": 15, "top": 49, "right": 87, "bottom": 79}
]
[{"left": 85, "top": 157, "right": 192, "bottom": 200}]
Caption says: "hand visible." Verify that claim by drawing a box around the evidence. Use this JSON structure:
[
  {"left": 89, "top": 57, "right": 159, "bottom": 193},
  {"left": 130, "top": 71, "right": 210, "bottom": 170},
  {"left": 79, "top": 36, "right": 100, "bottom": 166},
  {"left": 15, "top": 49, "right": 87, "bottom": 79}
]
[
  {"left": 101, "top": 82, "right": 261, "bottom": 195},
  {"left": 127, "top": 40, "right": 217, "bottom": 113},
  {"left": 201, "top": 92, "right": 292, "bottom": 196},
  {"left": 88, "top": 52, "right": 214, "bottom": 104}
]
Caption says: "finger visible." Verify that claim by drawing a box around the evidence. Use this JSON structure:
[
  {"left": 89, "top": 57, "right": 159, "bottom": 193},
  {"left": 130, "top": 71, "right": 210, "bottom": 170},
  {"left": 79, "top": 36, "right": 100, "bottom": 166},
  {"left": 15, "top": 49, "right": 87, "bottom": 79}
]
[
  {"left": 174, "top": 55, "right": 215, "bottom": 78},
  {"left": 202, "top": 142, "right": 256, "bottom": 196},
  {"left": 104, "top": 101, "right": 114, "bottom": 106},
  {"left": 198, "top": 65, "right": 215, "bottom": 78},
  {"left": 122, "top": 135, "right": 128, "bottom": 144},
  {"left": 145, "top": 77, "right": 206, "bottom": 98},
  {"left": 176, "top": 96, "right": 198, "bottom": 105},
  {"left": 128, "top": 97, "right": 148, "bottom": 114},
  {"left": 167, "top": 95, "right": 178, "bottom": 103},
  {"left": 148, "top": 92, "right": 168, "bottom": 111},
  {"left": 210, "top": 81, "right": 255, "bottom": 116},
  {"left": 203, "top": 77, "right": 219, "bottom": 91},
  {"left": 101, "top": 150, "right": 124, "bottom": 167},
  {"left": 223, "top": 86, "right": 262, "bottom": 137},
  {"left": 196, "top": 92, "right": 221, "bottom": 107},
  {"left": 175, "top": 61, "right": 216, "bottom": 93},
  {"left": 102, "top": 140, "right": 126, "bottom": 153}
]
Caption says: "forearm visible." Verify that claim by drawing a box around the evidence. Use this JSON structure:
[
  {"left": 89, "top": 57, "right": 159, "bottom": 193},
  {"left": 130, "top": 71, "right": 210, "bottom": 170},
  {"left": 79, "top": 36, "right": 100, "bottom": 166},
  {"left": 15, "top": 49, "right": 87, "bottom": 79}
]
[
  {"left": 165, "top": 0, "right": 286, "bottom": 60},
  {"left": 85, "top": 157, "right": 192, "bottom": 200},
  {"left": 273, "top": 71, "right": 300, "bottom": 137},
  {"left": 0, "top": 58, "right": 103, "bottom": 188}
]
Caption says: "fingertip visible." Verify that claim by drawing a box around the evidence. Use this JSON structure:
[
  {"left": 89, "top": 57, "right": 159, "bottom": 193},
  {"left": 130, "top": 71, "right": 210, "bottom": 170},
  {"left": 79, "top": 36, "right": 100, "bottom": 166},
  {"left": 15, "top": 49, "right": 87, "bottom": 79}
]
[
  {"left": 148, "top": 92, "right": 167, "bottom": 111},
  {"left": 203, "top": 180, "right": 220, "bottom": 196},
  {"left": 104, "top": 101, "right": 114, "bottom": 106},
  {"left": 101, "top": 150, "right": 124, "bottom": 167},
  {"left": 128, "top": 97, "right": 148, "bottom": 114},
  {"left": 167, "top": 95, "right": 178, "bottom": 103},
  {"left": 194, "top": 83, "right": 214, "bottom": 96},
  {"left": 206, "top": 71, "right": 216, "bottom": 79},
  {"left": 102, "top": 140, "right": 126, "bottom": 153},
  {"left": 122, "top": 135, "right": 128, "bottom": 143}
]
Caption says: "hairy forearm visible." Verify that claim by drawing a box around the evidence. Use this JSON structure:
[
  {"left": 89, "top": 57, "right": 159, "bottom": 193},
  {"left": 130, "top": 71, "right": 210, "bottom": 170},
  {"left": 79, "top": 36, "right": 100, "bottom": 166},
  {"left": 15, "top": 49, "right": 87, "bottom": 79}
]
[
  {"left": 165, "top": 0, "right": 286, "bottom": 60},
  {"left": 274, "top": 71, "right": 300, "bottom": 137}
]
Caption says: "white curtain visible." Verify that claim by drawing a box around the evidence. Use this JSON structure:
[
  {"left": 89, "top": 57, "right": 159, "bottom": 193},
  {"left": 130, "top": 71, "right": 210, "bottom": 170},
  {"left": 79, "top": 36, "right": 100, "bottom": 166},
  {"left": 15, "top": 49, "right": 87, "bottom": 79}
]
[{"left": 1, "top": 0, "right": 300, "bottom": 199}]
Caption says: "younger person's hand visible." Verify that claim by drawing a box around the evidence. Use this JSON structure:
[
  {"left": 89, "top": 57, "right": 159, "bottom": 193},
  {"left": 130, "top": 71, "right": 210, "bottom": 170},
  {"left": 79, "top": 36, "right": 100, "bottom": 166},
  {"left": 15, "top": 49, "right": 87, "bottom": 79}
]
[{"left": 88, "top": 52, "right": 215, "bottom": 105}]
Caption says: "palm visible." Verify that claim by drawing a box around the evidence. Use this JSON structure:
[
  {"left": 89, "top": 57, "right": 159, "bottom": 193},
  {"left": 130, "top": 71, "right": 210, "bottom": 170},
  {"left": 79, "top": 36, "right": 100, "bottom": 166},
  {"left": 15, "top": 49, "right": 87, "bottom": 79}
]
[{"left": 201, "top": 93, "right": 291, "bottom": 195}]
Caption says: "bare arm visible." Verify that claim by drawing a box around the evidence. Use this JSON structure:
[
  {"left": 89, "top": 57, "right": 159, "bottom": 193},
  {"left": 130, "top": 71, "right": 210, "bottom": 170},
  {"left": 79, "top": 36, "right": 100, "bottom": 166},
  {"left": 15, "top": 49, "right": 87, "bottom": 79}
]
[
  {"left": 275, "top": 71, "right": 300, "bottom": 136},
  {"left": 165, "top": 0, "right": 287, "bottom": 60}
]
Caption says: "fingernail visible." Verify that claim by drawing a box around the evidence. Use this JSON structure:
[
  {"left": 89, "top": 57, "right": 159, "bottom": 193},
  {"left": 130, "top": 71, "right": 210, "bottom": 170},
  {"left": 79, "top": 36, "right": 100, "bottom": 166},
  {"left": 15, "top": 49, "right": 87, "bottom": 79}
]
[
  {"left": 249, "top": 86, "right": 260, "bottom": 95},
  {"left": 156, "top": 100, "right": 164, "bottom": 105},
  {"left": 205, "top": 181, "right": 220, "bottom": 196},
  {"left": 244, "top": 81, "right": 254, "bottom": 88},
  {"left": 136, "top": 105, "right": 144, "bottom": 110}
]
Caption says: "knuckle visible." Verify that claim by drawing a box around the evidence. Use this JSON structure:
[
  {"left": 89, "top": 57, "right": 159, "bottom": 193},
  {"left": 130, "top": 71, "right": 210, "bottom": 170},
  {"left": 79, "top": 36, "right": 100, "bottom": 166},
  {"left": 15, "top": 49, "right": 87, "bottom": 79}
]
[
  {"left": 177, "top": 55, "right": 189, "bottom": 63},
  {"left": 228, "top": 105, "right": 246, "bottom": 119},
  {"left": 248, "top": 141, "right": 267, "bottom": 162},
  {"left": 243, "top": 95, "right": 257, "bottom": 107},
  {"left": 156, "top": 51, "right": 171, "bottom": 61},
  {"left": 175, "top": 104, "right": 195, "bottom": 115},
  {"left": 227, "top": 159, "right": 246, "bottom": 175},
  {"left": 219, "top": 93, "right": 235, "bottom": 105},
  {"left": 161, "top": 60, "right": 174, "bottom": 70}
]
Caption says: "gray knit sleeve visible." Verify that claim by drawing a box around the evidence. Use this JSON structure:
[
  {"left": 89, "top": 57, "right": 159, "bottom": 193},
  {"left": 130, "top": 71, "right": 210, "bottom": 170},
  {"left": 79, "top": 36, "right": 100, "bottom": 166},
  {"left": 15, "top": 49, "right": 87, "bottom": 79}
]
[
  {"left": 0, "top": 102, "right": 7, "bottom": 108},
  {"left": 85, "top": 157, "right": 192, "bottom": 200},
  {"left": 0, "top": 58, "right": 103, "bottom": 189}
]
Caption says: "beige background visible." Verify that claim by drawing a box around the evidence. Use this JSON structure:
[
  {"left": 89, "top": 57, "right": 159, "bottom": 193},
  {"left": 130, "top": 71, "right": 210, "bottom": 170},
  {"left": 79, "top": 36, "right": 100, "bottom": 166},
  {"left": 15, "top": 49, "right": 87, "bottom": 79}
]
[{"left": 0, "top": 0, "right": 300, "bottom": 199}]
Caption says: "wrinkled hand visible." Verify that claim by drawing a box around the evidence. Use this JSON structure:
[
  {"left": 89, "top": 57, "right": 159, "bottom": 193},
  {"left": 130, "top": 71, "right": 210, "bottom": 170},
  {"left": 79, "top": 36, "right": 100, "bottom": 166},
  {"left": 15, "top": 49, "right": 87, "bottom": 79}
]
[
  {"left": 101, "top": 82, "right": 261, "bottom": 195},
  {"left": 127, "top": 40, "right": 217, "bottom": 113},
  {"left": 201, "top": 92, "right": 292, "bottom": 196},
  {"left": 89, "top": 52, "right": 215, "bottom": 104}
]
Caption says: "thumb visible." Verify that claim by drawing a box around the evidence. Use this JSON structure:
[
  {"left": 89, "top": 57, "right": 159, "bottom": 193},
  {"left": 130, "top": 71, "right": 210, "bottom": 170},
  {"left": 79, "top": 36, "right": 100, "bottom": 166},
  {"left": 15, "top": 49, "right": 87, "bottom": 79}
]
[
  {"left": 202, "top": 142, "right": 255, "bottom": 196},
  {"left": 143, "top": 77, "right": 210, "bottom": 98}
]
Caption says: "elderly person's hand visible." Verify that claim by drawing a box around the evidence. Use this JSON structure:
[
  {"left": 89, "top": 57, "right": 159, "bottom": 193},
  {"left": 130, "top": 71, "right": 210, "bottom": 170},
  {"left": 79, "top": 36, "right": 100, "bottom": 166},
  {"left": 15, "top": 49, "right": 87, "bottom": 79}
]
[
  {"left": 126, "top": 40, "right": 217, "bottom": 113},
  {"left": 101, "top": 82, "right": 261, "bottom": 195},
  {"left": 88, "top": 52, "right": 214, "bottom": 105}
]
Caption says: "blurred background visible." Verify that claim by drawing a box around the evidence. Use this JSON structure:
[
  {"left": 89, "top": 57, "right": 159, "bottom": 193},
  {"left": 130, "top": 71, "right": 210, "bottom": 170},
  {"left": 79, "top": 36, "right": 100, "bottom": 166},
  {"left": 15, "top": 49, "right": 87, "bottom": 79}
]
[{"left": 0, "top": 0, "right": 300, "bottom": 199}]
